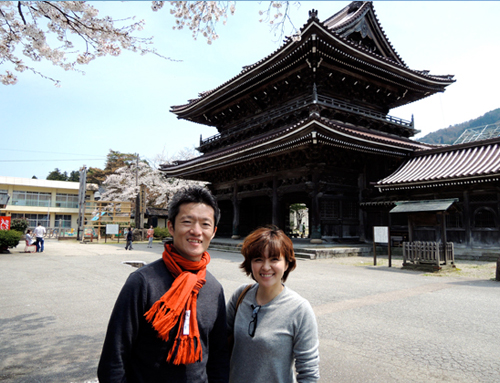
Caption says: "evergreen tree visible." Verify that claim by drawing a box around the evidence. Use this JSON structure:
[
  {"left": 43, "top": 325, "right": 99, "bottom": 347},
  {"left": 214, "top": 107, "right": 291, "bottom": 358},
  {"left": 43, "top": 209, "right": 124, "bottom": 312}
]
[
  {"left": 68, "top": 171, "right": 80, "bottom": 182},
  {"left": 46, "top": 168, "right": 68, "bottom": 181}
]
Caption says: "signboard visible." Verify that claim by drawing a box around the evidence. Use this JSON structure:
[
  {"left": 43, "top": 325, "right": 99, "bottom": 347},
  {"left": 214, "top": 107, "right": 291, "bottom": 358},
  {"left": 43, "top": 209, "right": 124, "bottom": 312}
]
[
  {"left": 0, "top": 216, "right": 11, "bottom": 230},
  {"left": 106, "top": 224, "right": 119, "bottom": 235},
  {"left": 373, "top": 226, "right": 389, "bottom": 243},
  {"left": 373, "top": 226, "right": 392, "bottom": 267}
]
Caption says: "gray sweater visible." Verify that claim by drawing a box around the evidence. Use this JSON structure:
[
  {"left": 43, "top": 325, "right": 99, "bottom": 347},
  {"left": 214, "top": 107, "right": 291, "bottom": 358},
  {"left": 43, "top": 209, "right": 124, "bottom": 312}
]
[{"left": 227, "top": 284, "right": 319, "bottom": 383}]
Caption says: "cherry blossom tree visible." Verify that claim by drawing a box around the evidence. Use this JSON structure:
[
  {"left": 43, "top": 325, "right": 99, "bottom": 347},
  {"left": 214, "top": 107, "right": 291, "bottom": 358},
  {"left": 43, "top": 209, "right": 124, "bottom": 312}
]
[
  {"left": 1, "top": 1, "right": 158, "bottom": 85},
  {"left": 1, "top": 1, "right": 295, "bottom": 86},
  {"left": 100, "top": 155, "right": 204, "bottom": 210}
]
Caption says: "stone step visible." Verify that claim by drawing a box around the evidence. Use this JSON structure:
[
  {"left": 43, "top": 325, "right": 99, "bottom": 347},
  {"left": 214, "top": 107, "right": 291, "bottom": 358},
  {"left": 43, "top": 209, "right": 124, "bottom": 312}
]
[
  {"left": 210, "top": 239, "right": 371, "bottom": 260},
  {"left": 296, "top": 247, "right": 371, "bottom": 260}
]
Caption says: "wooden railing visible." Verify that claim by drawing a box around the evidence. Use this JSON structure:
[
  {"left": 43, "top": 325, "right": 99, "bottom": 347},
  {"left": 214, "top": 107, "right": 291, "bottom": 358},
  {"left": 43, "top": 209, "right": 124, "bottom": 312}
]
[
  {"left": 316, "top": 95, "right": 413, "bottom": 128},
  {"left": 200, "top": 94, "right": 414, "bottom": 148},
  {"left": 403, "top": 241, "right": 455, "bottom": 267}
]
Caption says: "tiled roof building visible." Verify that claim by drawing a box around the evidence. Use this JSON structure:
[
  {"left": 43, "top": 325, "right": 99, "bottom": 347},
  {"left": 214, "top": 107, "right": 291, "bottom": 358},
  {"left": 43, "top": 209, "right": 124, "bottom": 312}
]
[{"left": 372, "top": 138, "right": 500, "bottom": 249}]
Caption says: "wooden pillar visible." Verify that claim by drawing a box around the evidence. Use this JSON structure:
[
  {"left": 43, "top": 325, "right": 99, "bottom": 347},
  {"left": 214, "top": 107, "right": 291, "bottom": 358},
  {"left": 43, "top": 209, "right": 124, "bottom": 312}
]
[
  {"left": 231, "top": 184, "right": 240, "bottom": 239},
  {"left": 408, "top": 214, "right": 414, "bottom": 242},
  {"left": 310, "top": 171, "right": 322, "bottom": 243},
  {"left": 441, "top": 212, "right": 448, "bottom": 265},
  {"left": 358, "top": 172, "right": 366, "bottom": 242},
  {"left": 441, "top": 212, "right": 448, "bottom": 244},
  {"left": 272, "top": 176, "right": 279, "bottom": 226},
  {"left": 463, "top": 191, "right": 471, "bottom": 247}
]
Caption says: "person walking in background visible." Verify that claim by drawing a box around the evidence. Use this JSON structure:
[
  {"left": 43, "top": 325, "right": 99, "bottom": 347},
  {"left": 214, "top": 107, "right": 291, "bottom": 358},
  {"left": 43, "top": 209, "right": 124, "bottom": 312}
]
[
  {"left": 125, "top": 227, "right": 133, "bottom": 250},
  {"left": 147, "top": 225, "right": 154, "bottom": 248},
  {"left": 227, "top": 225, "right": 319, "bottom": 383},
  {"left": 33, "top": 223, "right": 46, "bottom": 253},
  {"left": 98, "top": 186, "right": 229, "bottom": 382}
]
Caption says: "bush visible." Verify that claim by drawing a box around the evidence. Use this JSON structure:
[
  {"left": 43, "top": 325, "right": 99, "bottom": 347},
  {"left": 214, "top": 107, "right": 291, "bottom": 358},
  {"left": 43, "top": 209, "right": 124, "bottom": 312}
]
[
  {"left": 0, "top": 230, "right": 23, "bottom": 251},
  {"left": 154, "top": 227, "right": 171, "bottom": 239},
  {"left": 10, "top": 218, "right": 29, "bottom": 233}
]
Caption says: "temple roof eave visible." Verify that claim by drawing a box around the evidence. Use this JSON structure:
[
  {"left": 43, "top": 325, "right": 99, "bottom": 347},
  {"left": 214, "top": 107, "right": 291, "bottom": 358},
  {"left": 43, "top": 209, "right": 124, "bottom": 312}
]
[
  {"left": 375, "top": 173, "right": 500, "bottom": 192},
  {"left": 160, "top": 116, "right": 430, "bottom": 178}
]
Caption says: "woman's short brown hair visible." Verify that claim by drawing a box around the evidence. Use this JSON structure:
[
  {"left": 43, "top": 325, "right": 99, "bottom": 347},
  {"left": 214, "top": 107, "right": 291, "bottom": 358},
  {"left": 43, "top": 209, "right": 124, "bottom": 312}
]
[{"left": 239, "top": 225, "right": 297, "bottom": 282}]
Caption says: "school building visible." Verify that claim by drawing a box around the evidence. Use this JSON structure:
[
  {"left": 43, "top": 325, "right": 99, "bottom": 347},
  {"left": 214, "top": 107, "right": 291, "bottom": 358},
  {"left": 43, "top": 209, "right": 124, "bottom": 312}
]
[{"left": 0, "top": 176, "right": 98, "bottom": 230}]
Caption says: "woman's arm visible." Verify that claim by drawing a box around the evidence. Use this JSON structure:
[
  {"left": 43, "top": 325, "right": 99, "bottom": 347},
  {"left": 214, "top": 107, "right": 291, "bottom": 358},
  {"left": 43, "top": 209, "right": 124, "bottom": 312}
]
[{"left": 293, "top": 300, "right": 320, "bottom": 383}]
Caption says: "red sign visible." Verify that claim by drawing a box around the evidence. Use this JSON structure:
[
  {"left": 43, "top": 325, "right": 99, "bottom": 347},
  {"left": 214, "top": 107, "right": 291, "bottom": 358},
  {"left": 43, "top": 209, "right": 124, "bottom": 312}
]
[{"left": 0, "top": 217, "right": 11, "bottom": 230}]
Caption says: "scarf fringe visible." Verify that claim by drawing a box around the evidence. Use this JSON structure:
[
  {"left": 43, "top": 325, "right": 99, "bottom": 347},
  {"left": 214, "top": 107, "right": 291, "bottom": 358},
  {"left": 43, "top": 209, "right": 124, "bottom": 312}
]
[
  {"left": 145, "top": 303, "right": 179, "bottom": 342},
  {"left": 168, "top": 336, "right": 202, "bottom": 365}
]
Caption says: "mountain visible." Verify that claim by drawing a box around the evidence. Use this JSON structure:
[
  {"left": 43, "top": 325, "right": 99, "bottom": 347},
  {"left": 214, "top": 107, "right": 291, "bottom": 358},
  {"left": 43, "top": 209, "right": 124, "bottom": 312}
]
[{"left": 416, "top": 108, "right": 500, "bottom": 145}]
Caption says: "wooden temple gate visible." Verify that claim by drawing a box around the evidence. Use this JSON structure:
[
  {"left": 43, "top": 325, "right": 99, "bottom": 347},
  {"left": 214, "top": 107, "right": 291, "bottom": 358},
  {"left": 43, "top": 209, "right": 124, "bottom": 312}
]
[{"left": 161, "top": 3, "right": 454, "bottom": 242}]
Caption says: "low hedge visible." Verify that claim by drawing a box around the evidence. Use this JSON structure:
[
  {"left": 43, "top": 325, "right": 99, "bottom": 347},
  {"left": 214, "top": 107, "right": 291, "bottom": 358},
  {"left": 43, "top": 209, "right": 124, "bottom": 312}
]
[
  {"left": 0, "top": 230, "right": 23, "bottom": 251},
  {"left": 154, "top": 227, "right": 171, "bottom": 240}
]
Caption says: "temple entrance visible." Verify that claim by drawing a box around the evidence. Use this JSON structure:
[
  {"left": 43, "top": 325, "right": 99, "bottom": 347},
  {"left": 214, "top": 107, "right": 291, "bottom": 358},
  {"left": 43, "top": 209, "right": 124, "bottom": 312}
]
[
  {"left": 239, "top": 196, "right": 273, "bottom": 237},
  {"left": 217, "top": 199, "right": 233, "bottom": 237},
  {"left": 288, "top": 203, "right": 309, "bottom": 238}
]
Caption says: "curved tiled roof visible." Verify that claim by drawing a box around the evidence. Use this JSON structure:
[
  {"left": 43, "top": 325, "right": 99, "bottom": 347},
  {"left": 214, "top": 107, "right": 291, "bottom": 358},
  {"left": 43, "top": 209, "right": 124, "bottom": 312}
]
[
  {"left": 376, "top": 138, "right": 500, "bottom": 190},
  {"left": 160, "top": 115, "right": 429, "bottom": 178},
  {"left": 171, "top": 2, "right": 454, "bottom": 115}
]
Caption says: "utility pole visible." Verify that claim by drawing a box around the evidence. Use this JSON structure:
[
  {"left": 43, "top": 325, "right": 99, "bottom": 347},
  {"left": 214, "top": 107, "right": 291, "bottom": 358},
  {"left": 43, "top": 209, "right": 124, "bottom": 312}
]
[{"left": 77, "top": 166, "right": 87, "bottom": 241}]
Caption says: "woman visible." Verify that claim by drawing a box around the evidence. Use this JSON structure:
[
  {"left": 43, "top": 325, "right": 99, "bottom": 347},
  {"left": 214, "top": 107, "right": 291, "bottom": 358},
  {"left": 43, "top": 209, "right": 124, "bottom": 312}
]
[
  {"left": 227, "top": 226, "right": 319, "bottom": 383},
  {"left": 24, "top": 229, "right": 36, "bottom": 253}
]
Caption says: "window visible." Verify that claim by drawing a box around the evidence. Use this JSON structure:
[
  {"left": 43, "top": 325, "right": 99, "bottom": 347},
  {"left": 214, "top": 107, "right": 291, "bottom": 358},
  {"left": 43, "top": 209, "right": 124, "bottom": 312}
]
[
  {"left": 342, "top": 201, "right": 358, "bottom": 220},
  {"left": 12, "top": 191, "right": 51, "bottom": 207},
  {"left": 55, "top": 193, "right": 78, "bottom": 208},
  {"left": 12, "top": 213, "right": 49, "bottom": 227},
  {"left": 473, "top": 208, "right": 496, "bottom": 228},
  {"left": 55, "top": 215, "right": 72, "bottom": 228},
  {"left": 320, "top": 200, "right": 340, "bottom": 219}
]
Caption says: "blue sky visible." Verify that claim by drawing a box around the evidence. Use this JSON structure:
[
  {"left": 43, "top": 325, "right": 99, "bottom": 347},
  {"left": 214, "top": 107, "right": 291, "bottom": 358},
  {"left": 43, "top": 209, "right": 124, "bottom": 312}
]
[{"left": 2, "top": 1, "right": 500, "bottom": 180}]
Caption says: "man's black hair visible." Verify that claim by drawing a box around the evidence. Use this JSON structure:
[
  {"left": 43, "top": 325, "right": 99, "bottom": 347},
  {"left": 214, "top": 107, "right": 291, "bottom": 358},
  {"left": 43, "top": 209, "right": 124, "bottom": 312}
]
[{"left": 168, "top": 186, "right": 220, "bottom": 229}]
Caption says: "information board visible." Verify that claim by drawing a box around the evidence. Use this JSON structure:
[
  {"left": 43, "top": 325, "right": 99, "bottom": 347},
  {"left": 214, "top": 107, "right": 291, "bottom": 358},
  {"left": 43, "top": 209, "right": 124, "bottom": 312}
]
[
  {"left": 106, "top": 224, "right": 119, "bottom": 235},
  {"left": 373, "top": 226, "right": 389, "bottom": 244}
]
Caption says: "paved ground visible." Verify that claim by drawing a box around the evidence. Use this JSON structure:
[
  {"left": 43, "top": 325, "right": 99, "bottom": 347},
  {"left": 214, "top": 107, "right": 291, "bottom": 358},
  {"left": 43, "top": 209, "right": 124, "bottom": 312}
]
[{"left": 0, "top": 239, "right": 499, "bottom": 382}]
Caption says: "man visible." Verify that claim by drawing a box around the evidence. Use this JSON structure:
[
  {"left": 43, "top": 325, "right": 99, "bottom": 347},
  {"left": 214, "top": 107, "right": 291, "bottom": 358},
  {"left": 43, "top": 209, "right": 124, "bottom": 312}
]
[
  {"left": 147, "top": 225, "right": 154, "bottom": 248},
  {"left": 98, "top": 186, "right": 229, "bottom": 382},
  {"left": 33, "top": 223, "right": 46, "bottom": 253},
  {"left": 125, "top": 227, "right": 133, "bottom": 250}
]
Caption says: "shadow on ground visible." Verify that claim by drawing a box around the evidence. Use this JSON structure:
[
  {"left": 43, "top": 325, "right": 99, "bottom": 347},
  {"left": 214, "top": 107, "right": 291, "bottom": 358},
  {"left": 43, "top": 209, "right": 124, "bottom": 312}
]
[{"left": 0, "top": 313, "right": 100, "bottom": 382}]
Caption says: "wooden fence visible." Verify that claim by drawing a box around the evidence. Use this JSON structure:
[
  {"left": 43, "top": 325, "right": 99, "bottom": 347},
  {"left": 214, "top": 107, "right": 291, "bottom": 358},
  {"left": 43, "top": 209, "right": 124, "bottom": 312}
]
[{"left": 402, "top": 241, "right": 455, "bottom": 268}]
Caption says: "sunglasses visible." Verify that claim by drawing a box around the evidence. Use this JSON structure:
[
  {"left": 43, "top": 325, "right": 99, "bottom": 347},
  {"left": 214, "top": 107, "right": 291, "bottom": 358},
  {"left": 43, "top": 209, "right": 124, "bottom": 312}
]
[{"left": 248, "top": 304, "right": 261, "bottom": 337}]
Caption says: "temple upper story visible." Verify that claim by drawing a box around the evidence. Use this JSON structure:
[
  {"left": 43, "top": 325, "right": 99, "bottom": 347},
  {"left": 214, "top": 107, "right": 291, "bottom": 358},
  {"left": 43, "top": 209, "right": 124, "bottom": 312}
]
[{"left": 170, "top": 2, "right": 455, "bottom": 154}]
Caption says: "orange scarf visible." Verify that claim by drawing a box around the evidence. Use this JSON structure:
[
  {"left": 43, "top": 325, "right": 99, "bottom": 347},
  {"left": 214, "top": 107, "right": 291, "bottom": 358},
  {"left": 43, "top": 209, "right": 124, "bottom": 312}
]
[{"left": 144, "top": 243, "right": 209, "bottom": 365}]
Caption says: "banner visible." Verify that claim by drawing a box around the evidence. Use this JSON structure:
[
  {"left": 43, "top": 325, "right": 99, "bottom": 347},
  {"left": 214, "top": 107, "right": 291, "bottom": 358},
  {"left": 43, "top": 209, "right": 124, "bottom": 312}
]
[{"left": 0, "top": 217, "right": 11, "bottom": 230}]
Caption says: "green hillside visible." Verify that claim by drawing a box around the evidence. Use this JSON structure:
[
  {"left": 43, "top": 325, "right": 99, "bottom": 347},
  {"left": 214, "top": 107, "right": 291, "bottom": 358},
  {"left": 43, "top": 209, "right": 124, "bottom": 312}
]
[{"left": 416, "top": 108, "right": 500, "bottom": 145}]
